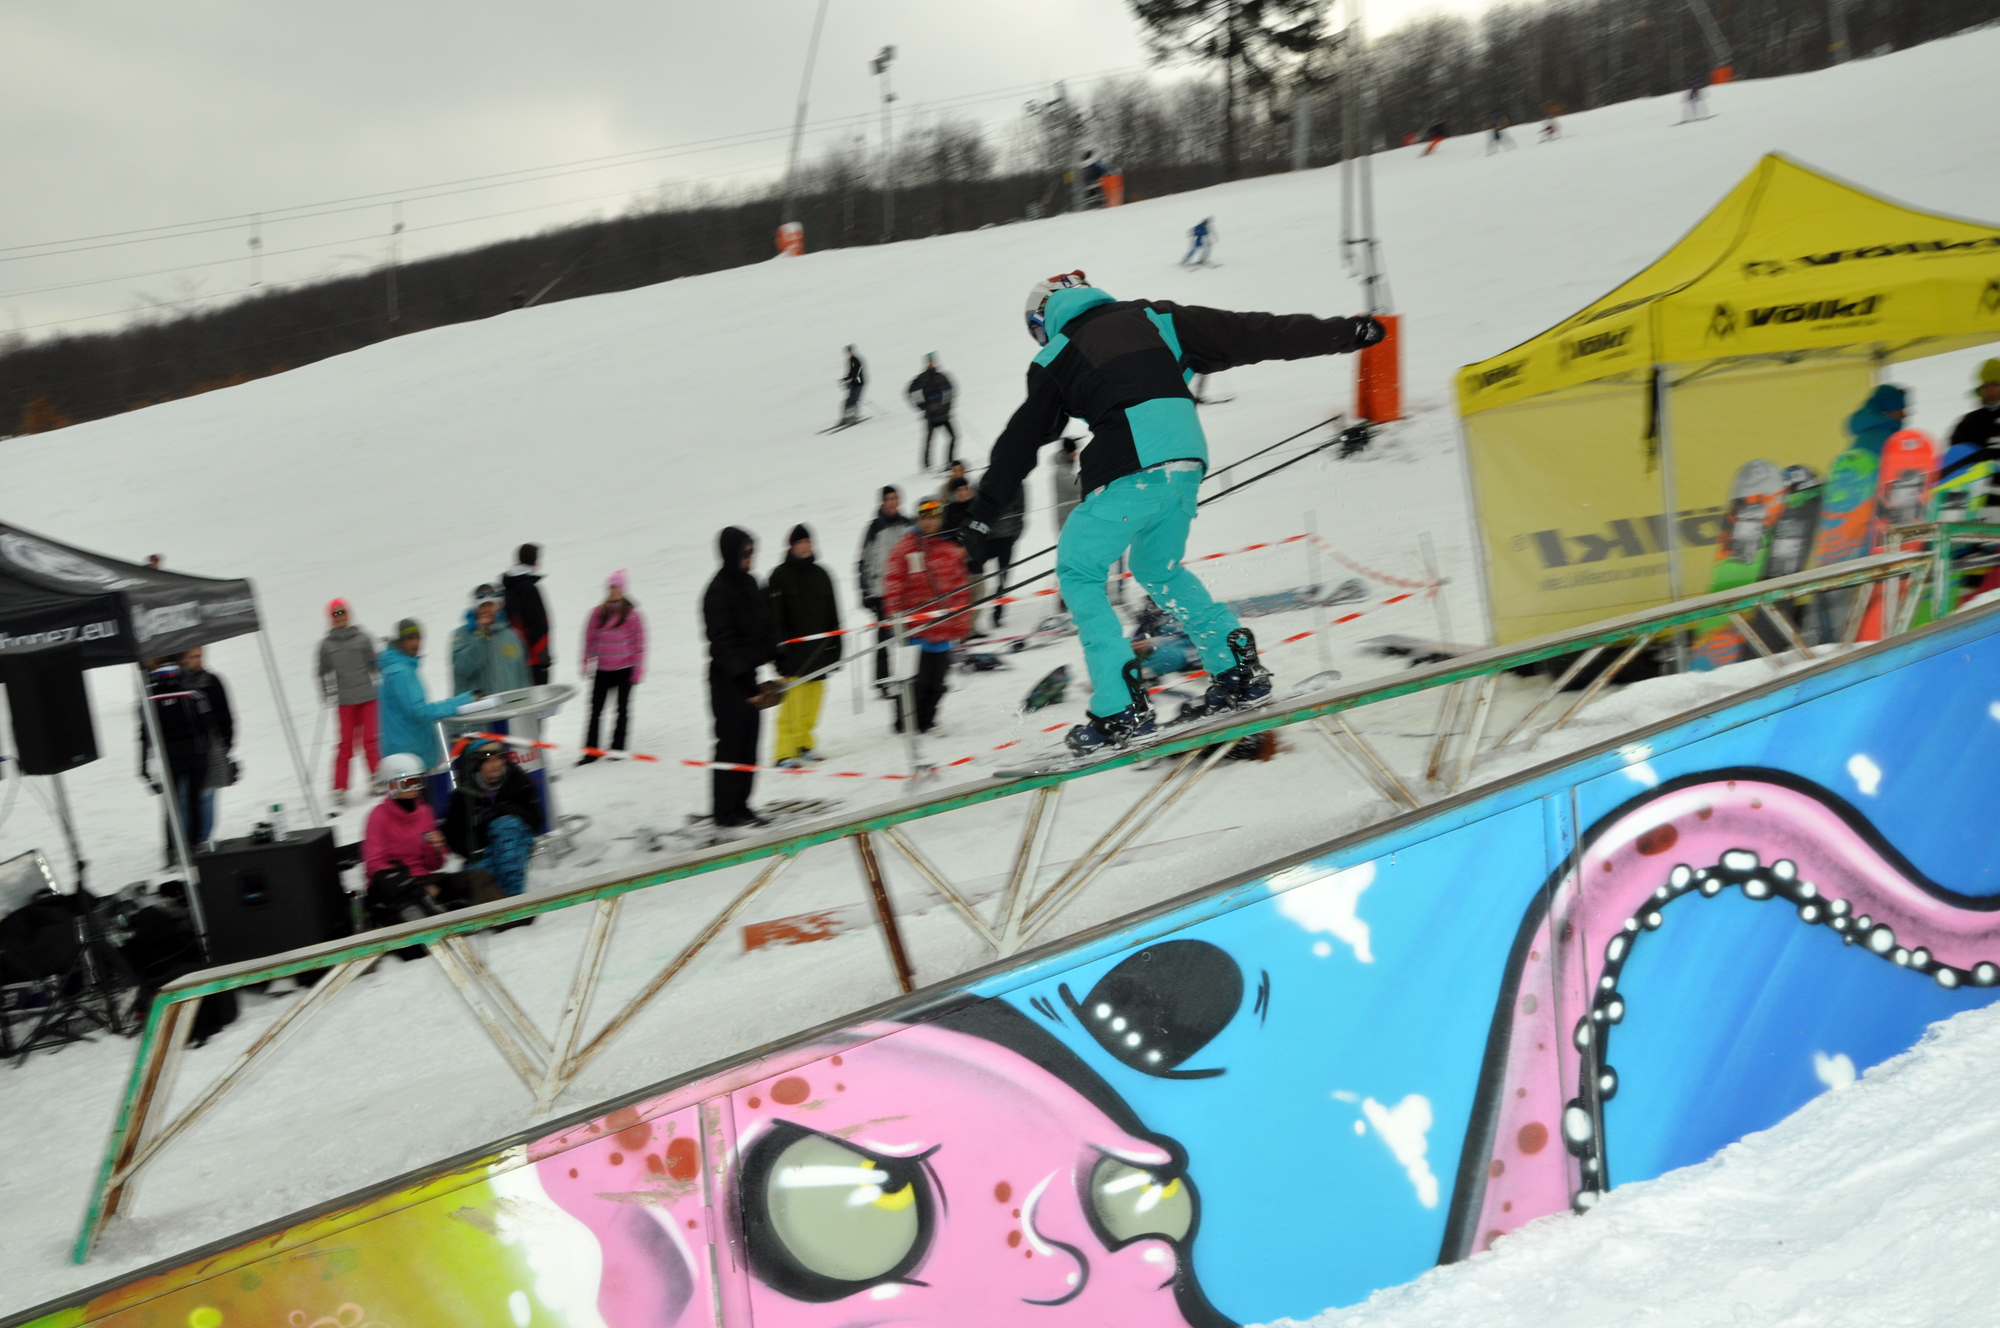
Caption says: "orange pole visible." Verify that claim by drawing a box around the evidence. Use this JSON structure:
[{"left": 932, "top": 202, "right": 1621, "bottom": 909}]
[{"left": 1355, "top": 314, "right": 1403, "bottom": 423}]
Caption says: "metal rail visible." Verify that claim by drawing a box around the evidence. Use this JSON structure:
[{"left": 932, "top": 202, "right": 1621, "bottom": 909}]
[{"left": 72, "top": 549, "right": 1932, "bottom": 1261}]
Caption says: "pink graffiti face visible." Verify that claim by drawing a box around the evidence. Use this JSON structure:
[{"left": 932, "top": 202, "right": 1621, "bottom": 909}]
[{"left": 731, "top": 1020, "right": 1213, "bottom": 1328}]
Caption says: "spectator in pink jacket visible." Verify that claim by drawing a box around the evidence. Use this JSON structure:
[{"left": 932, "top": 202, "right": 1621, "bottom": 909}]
[
  {"left": 578, "top": 570, "right": 647, "bottom": 764},
  {"left": 360, "top": 753, "right": 497, "bottom": 934}
]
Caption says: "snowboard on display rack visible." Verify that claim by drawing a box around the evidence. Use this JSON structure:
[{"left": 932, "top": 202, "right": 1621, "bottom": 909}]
[
  {"left": 1857, "top": 428, "right": 1940, "bottom": 639},
  {"left": 1747, "top": 464, "right": 1824, "bottom": 651},
  {"left": 1688, "top": 459, "right": 1786, "bottom": 670},
  {"left": 1805, "top": 443, "right": 1881, "bottom": 643}
]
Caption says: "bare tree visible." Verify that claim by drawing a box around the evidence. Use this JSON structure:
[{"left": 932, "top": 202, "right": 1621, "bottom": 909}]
[{"left": 1128, "top": 0, "right": 1335, "bottom": 179}]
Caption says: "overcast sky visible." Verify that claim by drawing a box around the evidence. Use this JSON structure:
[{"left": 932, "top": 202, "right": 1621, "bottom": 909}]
[{"left": 0, "top": 0, "right": 1495, "bottom": 338}]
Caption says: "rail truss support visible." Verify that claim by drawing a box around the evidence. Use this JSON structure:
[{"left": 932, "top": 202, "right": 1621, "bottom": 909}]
[{"left": 854, "top": 832, "right": 916, "bottom": 994}]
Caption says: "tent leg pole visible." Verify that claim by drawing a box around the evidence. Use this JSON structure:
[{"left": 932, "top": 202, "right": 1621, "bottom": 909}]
[
  {"left": 1655, "top": 365, "right": 1689, "bottom": 673},
  {"left": 255, "top": 617, "right": 324, "bottom": 829},
  {"left": 135, "top": 665, "right": 207, "bottom": 949}
]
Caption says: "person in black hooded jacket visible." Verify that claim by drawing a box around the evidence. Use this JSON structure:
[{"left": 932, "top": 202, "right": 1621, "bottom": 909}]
[
  {"left": 766, "top": 524, "right": 841, "bottom": 766},
  {"left": 703, "top": 527, "right": 779, "bottom": 826}
]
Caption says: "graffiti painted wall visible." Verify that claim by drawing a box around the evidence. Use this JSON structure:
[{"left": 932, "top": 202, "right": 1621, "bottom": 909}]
[{"left": 24, "top": 607, "right": 2000, "bottom": 1328}]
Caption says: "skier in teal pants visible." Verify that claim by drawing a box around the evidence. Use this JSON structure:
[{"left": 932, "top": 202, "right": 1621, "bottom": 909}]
[{"left": 962, "top": 270, "right": 1383, "bottom": 755}]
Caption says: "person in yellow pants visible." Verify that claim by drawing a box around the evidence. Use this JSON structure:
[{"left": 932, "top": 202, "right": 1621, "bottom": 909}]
[{"left": 765, "top": 524, "right": 842, "bottom": 766}]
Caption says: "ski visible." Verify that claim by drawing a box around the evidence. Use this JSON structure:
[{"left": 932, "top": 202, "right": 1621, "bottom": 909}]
[
  {"left": 664, "top": 798, "right": 846, "bottom": 849},
  {"left": 1748, "top": 465, "right": 1824, "bottom": 651},
  {"left": 817, "top": 417, "right": 869, "bottom": 435}
]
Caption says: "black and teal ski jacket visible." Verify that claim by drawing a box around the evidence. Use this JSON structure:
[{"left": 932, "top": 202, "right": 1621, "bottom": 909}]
[{"left": 971, "top": 286, "right": 1366, "bottom": 520}]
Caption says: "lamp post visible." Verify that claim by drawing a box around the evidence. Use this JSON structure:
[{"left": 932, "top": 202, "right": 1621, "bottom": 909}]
[{"left": 871, "top": 45, "right": 896, "bottom": 242}]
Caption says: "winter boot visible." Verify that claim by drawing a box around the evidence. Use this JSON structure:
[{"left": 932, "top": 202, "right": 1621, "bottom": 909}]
[
  {"left": 1200, "top": 628, "right": 1274, "bottom": 714},
  {"left": 1065, "top": 661, "right": 1157, "bottom": 756}
]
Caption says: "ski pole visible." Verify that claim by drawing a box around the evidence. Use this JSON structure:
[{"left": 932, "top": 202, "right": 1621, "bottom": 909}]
[
  {"left": 1205, "top": 414, "right": 1343, "bottom": 482},
  {"left": 777, "top": 418, "right": 1350, "bottom": 694}
]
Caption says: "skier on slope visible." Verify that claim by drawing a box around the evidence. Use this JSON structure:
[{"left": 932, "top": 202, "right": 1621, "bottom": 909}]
[
  {"left": 960, "top": 270, "right": 1384, "bottom": 755},
  {"left": 906, "top": 353, "right": 957, "bottom": 470},
  {"left": 839, "top": 345, "right": 866, "bottom": 427},
  {"left": 1182, "top": 218, "right": 1216, "bottom": 267}
]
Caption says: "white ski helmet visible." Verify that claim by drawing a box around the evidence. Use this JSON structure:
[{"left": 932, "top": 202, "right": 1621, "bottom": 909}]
[
  {"left": 378, "top": 751, "right": 427, "bottom": 790},
  {"left": 1025, "top": 269, "right": 1090, "bottom": 346}
]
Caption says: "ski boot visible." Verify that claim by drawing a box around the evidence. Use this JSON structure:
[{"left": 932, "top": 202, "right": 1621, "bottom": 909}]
[
  {"left": 1199, "top": 628, "right": 1274, "bottom": 714},
  {"left": 1065, "top": 661, "right": 1158, "bottom": 756}
]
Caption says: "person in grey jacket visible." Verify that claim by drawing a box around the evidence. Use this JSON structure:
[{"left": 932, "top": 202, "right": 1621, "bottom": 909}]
[
  {"left": 1052, "top": 437, "right": 1083, "bottom": 529},
  {"left": 317, "top": 599, "right": 382, "bottom": 808},
  {"left": 855, "top": 486, "right": 913, "bottom": 686}
]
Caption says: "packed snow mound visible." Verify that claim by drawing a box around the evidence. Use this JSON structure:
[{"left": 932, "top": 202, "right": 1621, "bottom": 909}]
[{"left": 1261, "top": 1000, "right": 2000, "bottom": 1328}]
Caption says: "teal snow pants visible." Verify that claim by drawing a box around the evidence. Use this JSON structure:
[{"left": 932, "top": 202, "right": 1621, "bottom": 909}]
[{"left": 1056, "top": 464, "right": 1242, "bottom": 717}]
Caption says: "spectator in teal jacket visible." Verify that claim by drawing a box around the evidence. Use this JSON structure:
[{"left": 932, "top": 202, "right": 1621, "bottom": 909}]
[
  {"left": 1845, "top": 383, "right": 1909, "bottom": 459},
  {"left": 452, "top": 583, "right": 533, "bottom": 698},
  {"left": 378, "top": 618, "right": 474, "bottom": 810}
]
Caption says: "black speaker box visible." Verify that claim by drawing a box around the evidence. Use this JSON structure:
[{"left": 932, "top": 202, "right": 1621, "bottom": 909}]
[
  {"left": 193, "top": 827, "right": 352, "bottom": 966},
  {"left": 1, "top": 647, "right": 98, "bottom": 775}
]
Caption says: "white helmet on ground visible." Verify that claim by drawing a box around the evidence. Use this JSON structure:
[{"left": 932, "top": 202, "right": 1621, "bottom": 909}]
[
  {"left": 378, "top": 752, "right": 427, "bottom": 790},
  {"left": 1025, "top": 269, "right": 1089, "bottom": 346}
]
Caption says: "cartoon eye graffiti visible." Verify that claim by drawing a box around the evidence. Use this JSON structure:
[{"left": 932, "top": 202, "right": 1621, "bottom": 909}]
[
  {"left": 741, "top": 1124, "right": 936, "bottom": 1299},
  {"left": 1087, "top": 1155, "right": 1194, "bottom": 1247},
  {"left": 1060, "top": 939, "right": 1245, "bottom": 1078}
]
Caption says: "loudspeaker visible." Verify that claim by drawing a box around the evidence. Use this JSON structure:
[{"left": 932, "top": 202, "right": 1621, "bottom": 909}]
[
  {"left": 193, "top": 828, "right": 352, "bottom": 966},
  {"left": 1, "top": 647, "right": 98, "bottom": 775}
]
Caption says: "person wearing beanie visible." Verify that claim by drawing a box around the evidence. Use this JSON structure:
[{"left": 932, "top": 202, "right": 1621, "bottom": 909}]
[
  {"left": 1844, "top": 383, "right": 1909, "bottom": 459},
  {"left": 766, "top": 524, "right": 842, "bottom": 766},
  {"left": 855, "top": 487, "right": 913, "bottom": 690},
  {"left": 578, "top": 571, "right": 647, "bottom": 764},
  {"left": 1946, "top": 359, "right": 2000, "bottom": 458},
  {"left": 1934, "top": 359, "right": 2000, "bottom": 535},
  {"left": 376, "top": 618, "right": 475, "bottom": 815},
  {"left": 502, "top": 543, "right": 553, "bottom": 686},
  {"left": 452, "top": 582, "right": 532, "bottom": 698},
  {"left": 316, "top": 598, "right": 382, "bottom": 808},
  {"left": 702, "top": 527, "right": 779, "bottom": 827}
]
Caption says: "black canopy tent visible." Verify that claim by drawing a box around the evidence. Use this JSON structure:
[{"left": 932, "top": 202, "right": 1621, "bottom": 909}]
[{"left": 0, "top": 521, "right": 320, "bottom": 944}]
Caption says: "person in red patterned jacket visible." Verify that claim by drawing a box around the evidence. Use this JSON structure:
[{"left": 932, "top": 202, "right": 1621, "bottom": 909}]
[{"left": 881, "top": 497, "right": 971, "bottom": 734}]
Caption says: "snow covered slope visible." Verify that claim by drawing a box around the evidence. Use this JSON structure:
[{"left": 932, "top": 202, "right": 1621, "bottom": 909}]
[
  {"left": 1264, "top": 999, "right": 2000, "bottom": 1328},
  {"left": 3, "top": 25, "right": 1998, "bottom": 1317}
]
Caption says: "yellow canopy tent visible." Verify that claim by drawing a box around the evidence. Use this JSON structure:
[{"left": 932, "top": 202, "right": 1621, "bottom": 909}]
[{"left": 1457, "top": 152, "right": 2000, "bottom": 644}]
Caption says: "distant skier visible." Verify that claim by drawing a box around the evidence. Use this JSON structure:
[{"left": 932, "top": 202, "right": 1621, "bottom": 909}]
[
  {"left": 1487, "top": 115, "right": 1516, "bottom": 154},
  {"left": 1422, "top": 121, "right": 1448, "bottom": 155},
  {"left": 1540, "top": 114, "right": 1561, "bottom": 142},
  {"left": 1682, "top": 76, "right": 1710, "bottom": 123},
  {"left": 906, "top": 353, "right": 957, "bottom": 470},
  {"left": 839, "top": 345, "right": 866, "bottom": 427},
  {"left": 960, "top": 270, "right": 1383, "bottom": 755},
  {"left": 502, "top": 543, "right": 552, "bottom": 686},
  {"left": 1182, "top": 218, "right": 1216, "bottom": 267}
]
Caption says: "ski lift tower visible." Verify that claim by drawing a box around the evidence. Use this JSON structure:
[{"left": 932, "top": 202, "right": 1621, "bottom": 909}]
[
  {"left": 872, "top": 45, "right": 898, "bottom": 243},
  {"left": 1339, "top": 0, "right": 1400, "bottom": 422}
]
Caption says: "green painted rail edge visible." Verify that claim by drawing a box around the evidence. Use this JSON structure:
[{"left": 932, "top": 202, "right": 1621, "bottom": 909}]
[{"left": 70, "top": 548, "right": 1926, "bottom": 1264}]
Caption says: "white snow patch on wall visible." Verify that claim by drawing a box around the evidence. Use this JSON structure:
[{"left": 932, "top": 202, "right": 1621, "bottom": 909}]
[
  {"left": 1814, "top": 1050, "right": 1857, "bottom": 1092},
  {"left": 1276, "top": 862, "right": 1375, "bottom": 962},
  {"left": 489, "top": 1161, "right": 612, "bottom": 1328},
  {"left": 1360, "top": 1095, "right": 1438, "bottom": 1209},
  {"left": 1847, "top": 753, "right": 1882, "bottom": 796}
]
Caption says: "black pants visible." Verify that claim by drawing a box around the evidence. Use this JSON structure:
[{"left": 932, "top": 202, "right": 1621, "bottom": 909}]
[
  {"left": 843, "top": 382, "right": 863, "bottom": 423},
  {"left": 585, "top": 667, "right": 634, "bottom": 752},
  {"left": 530, "top": 662, "right": 551, "bottom": 686},
  {"left": 894, "top": 649, "right": 952, "bottom": 733},
  {"left": 974, "top": 536, "right": 1018, "bottom": 627},
  {"left": 709, "top": 674, "right": 761, "bottom": 822},
  {"left": 921, "top": 418, "right": 957, "bottom": 469},
  {"left": 865, "top": 596, "right": 895, "bottom": 684}
]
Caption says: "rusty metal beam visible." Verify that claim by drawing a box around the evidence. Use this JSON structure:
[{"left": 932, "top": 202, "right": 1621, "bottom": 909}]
[{"left": 854, "top": 832, "right": 916, "bottom": 994}]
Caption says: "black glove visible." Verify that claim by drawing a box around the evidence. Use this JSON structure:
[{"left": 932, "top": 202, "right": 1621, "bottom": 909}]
[
  {"left": 960, "top": 489, "right": 1001, "bottom": 567},
  {"left": 958, "top": 517, "right": 990, "bottom": 569},
  {"left": 1351, "top": 315, "right": 1388, "bottom": 348}
]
